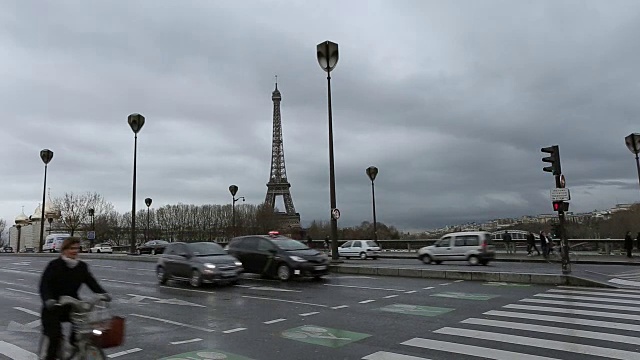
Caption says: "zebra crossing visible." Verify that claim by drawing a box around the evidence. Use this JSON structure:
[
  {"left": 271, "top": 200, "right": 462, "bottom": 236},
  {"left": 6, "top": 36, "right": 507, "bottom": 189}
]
[
  {"left": 362, "top": 286, "right": 640, "bottom": 360},
  {"left": 608, "top": 269, "right": 640, "bottom": 287}
]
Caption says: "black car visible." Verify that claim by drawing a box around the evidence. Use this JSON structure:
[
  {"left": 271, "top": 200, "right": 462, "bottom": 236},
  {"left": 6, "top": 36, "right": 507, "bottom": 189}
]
[
  {"left": 156, "top": 242, "right": 243, "bottom": 287},
  {"left": 2, "top": 246, "right": 13, "bottom": 253},
  {"left": 227, "top": 233, "right": 330, "bottom": 281},
  {"left": 137, "top": 240, "right": 168, "bottom": 255}
]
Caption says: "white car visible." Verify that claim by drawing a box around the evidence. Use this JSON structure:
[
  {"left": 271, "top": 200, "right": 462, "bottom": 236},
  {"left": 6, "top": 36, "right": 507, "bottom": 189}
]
[
  {"left": 89, "top": 243, "right": 113, "bottom": 254},
  {"left": 417, "top": 231, "right": 495, "bottom": 265},
  {"left": 338, "top": 240, "right": 381, "bottom": 260}
]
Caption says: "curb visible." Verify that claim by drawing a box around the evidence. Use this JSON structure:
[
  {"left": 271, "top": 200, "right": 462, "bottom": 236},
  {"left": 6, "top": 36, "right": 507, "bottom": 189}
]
[{"left": 378, "top": 253, "right": 640, "bottom": 266}]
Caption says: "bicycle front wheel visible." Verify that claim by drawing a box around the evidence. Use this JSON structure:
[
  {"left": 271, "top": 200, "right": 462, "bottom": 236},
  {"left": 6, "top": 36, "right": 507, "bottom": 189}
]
[{"left": 70, "top": 344, "right": 106, "bottom": 360}]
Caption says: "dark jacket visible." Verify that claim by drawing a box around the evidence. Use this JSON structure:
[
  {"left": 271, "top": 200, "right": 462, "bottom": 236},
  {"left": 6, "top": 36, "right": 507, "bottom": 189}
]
[
  {"left": 39, "top": 257, "right": 106, "bottom": 314},
  {"left": 624, "top": 233, "right": 634, "bottom": 250}
]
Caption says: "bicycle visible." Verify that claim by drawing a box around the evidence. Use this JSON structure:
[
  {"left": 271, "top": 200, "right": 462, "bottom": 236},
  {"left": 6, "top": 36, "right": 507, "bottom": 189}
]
[
  {"left": 548, "top": 243, "right": 579, "bottom": 263},
  {"left": 38, "top": 294, "right": 113, "bottom": 360}
]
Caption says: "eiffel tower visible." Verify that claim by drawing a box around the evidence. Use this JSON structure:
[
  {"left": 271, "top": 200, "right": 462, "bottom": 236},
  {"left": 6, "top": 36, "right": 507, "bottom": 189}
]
[{"left": 264, "top": 80, "right": 301, "bottom": 229}]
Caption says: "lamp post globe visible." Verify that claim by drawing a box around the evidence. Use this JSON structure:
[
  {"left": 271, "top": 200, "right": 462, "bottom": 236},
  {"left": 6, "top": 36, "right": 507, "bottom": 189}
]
[
  {"left": 317, "top": 40, "right": 340, "bottom": 261},
  {"left": 128, "top": 113, "right": 145, "bottom": 254},
  {"left": 625, "top": 133, "right": 640, "bottom": 197},
  {"left": 229, "top": 185, "right": 244, "bottom": 238},
  {"left": 38, "top": 149, "right": 54, "bottom": 252},
  {"left": 366, "top": 166, "right": 378, "bottom": 241}
]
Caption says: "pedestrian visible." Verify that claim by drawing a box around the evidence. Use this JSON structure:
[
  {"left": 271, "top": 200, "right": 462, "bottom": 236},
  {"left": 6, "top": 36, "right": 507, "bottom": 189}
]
[
  {"left": 306, "top": 235, "right": 313, "bottom": 249},
  {"left": 324, "top": 236, "right": 330, "bottom": 252},
  {"left": 527, "top": 232, "right": 541, "bottom": 256},
  {"left": 539, "top": 231, "right": 548, "bottom": 259},
  {"left": 624, "top": 231, "right": 633, "bottom": 258},
  {"left": 502, "top": 231, "right": 513, "bottom": 254}
]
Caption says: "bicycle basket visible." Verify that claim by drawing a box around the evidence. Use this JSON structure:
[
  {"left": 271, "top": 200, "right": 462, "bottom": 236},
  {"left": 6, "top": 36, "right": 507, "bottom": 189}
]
[{"left": 91, "top": 316, "right": 125, "bottom": 348}]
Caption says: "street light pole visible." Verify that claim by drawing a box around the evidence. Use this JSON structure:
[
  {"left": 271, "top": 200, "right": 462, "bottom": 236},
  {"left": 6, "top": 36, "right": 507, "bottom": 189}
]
[
  {"left": 317, "top": 40, "right": 340, "bottom": 261},
  {"left": 366, "top": 166, "right": 379, "bottom": 241},
  {"left": 145, "top": 198, "right": 152, "bottom": 242},
  {"left": 39, "top": 149, "right": 54, "bottom": 253},
  {"left": 128, "top": 113, "right": 145, "bottom": 254},
  {"left": 625, "top": 133, "right": 640, "bottom": 197},
  {"left": 88, "top": 208, "right": 95, "bottom": 247},
  {"left": 228, "top": 185, "right": 244, "bottom": 238}
]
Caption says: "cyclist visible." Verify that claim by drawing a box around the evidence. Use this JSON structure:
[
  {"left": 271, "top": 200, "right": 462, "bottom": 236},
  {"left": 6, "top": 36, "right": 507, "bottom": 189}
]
[{"left": 39, "top": 237, "right": 111, "bottom": 360}]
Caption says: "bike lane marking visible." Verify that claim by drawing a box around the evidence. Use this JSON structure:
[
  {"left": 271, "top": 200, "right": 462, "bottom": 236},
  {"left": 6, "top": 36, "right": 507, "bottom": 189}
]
[
  {"left": 281, "top": 325, "right": 371, "bottom": 348},
  {"left": 431, "top": 292, "right": 498, "bottom": 301},
  {"left": 107, "top": 348, "right": 142, "bottom": 358},
  {"left": 160, "top": 350, "right": 253, "bottom": 360},
  {"left": 170, "top": 338, "right": 203, "bottom": 345},
  {"left": 378, "top": 304, "right": 454, "bottom": 317}
]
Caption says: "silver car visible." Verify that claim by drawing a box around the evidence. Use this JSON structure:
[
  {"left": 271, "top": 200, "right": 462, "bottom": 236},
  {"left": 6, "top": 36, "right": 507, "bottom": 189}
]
[
  {"left": 338, "top": 240, "right": 381, "bottom": 260},
  {"left": 417, "top": 231, "right": 495, "bottom": 265}
]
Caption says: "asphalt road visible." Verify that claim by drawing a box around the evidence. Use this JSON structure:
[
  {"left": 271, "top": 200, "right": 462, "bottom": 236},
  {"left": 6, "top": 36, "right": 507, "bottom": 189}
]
[{"left": 2, "top": 255, "right": 640, "bottom": 359}]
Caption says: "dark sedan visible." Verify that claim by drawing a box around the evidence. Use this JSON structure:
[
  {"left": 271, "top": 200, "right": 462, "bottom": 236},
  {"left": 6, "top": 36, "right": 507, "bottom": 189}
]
[
  {"left": 137, "top": 240, "right": 168, "bottom": 255},
  {"left": 2, "top": 246, "right": 13, "bottom": 253},
  {"left": 227, "top": 233, "right": 330, "bottom": 281},
  {"left": 156, "top": 242, "right": 243, "bottom": 287}
]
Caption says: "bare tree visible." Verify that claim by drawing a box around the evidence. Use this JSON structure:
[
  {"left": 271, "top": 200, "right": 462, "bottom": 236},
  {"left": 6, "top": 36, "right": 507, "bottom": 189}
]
[
  {"left": 0, "top": 218, "right": 6, "bottom": 246},
  {"left": 53, "top": 192, "right": 114, "bottom": 236}
]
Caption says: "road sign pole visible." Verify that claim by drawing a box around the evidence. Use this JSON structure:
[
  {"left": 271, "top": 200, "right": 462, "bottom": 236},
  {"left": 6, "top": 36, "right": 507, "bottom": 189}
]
[{"left": 555, "top": 175, "right": 570, "bottom": 275}]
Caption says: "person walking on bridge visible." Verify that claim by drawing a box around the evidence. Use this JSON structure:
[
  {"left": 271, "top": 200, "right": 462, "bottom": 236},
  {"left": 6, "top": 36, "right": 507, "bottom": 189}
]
[
  {"left": 502, "top": 231, "right": 513, "bottom": 254},
  {"left": 526, "top": 231, "right": 541, "bottom": 256},
  {"left": 624, "top": 231, "right": 633, "bottom": 258}
]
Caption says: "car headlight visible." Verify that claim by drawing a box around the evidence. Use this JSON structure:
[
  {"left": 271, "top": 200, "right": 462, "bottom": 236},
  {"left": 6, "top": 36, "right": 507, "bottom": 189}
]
[
  {"left": 290, "top": 256, "right": 307, "bottom": 262},
  {"left": 204, "top": 263, "right": 216, "bottom": 269},
  {"left": 234, "top": 261, "right": 243, "bottom": 267}
]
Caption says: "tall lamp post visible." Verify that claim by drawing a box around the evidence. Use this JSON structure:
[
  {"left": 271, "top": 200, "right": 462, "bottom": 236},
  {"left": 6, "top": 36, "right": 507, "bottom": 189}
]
[
  {"left": 88, "top": 208, "right": 95, "bottom": 247},
  {"left": 228, "top": 185, "right": 245, "bottom": 238},
  {"left": 128, "top": 113, "right": 145, "bottom": 254},
  {"left": 38, "top": 149, "right": 53, "bottom": 252},
  {"left": 625, "top": 133, "right": 640, "bottom": 196},
  {"left": 366, "top": 166, "right": 379, "bottom": 241},
  {"left": 317, "top": 40, "right": 340, "bottom": 260},
  {"left": 145, "top": 197, "right": 152, "bottom": 242}
]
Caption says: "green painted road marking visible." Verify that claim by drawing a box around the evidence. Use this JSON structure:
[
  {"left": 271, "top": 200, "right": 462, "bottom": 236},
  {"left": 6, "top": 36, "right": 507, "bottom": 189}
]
[
  {"left": 484, "top": 281, "right": 531, "bottom": 287},
  {"left": 378, "top": 304, "right": 454, "bottom": 317},
  {"left": 431, "top": 292, "right": 498, "bottom": 301},
  {"left": 281, "top": 325, "right": 370, "bottom": 348},
  {"left": 160, "top": 350, "right": 254, "bottom": 360}
]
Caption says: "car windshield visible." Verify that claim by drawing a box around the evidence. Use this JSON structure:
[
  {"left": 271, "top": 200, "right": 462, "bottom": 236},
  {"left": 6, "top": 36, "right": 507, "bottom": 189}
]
[
  {"left": 272, "top": 238, "right": 308, "bottom": 251},
  {"left": 149, "top": 240, "right": 168, "bottom": 245},
  {"left": 187, "top": 242, "right": 226, "bottom": 256}
]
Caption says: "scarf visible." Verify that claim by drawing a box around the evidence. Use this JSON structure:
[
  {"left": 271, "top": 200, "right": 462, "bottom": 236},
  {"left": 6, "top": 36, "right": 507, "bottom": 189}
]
[{"left": 61, "top": 255, "right": 79, "bottom": 268}]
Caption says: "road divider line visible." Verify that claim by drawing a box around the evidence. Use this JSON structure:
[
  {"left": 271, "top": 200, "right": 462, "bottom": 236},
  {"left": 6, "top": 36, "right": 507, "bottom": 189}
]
[
  {"left": 439, "top": 283, "right": 451, "bottom": 286},
  {"left": 423, "top": 286, "right": 435, "bottom": 290},
  {"left": 92, "top": 265, "right": 114, "bottom": 268},
  {"left": 300, "top": 312, "right": 319, "bottom": 317},
  {"left": 331, "top": 305, "right": 349, "bottom": 309},
  {"left": 223, "top": 328, "right": 246, "bottom": 334},
  {"left": 242, "top": 295, "right": 329, "bottom": 308},
  {"left": 405, "top": 291, "right": 417, "bottom": 294},
  {"left": 101, "top": 279, "right": 141, "bottom": 285},
  {"left": 453, "top": 280, "right": 464, "bottom": 283},
  {"left": 324, "top": 284, "right": 407, "bottom": 292},
  {"left": 6, "top": 288, "right": 38, "bottom": 296},
  {"left": 170, "top": 338, "right": 202, "bottom": 345},
  {"left": 14, "top": 307, "right": 39, "bottom": 317},
  {"left": 383, "top": 295, "right": 399, "bottom": 299},
  {"left": 127, "top": 268, "right": 155, "bottom": 272},
  {"left": 107, "top": 348, "right": 142, "bottom": 358},
  {"left": 264, "top": 318, "right": 286, "bottom": 324},
  {"left": 129, "top": 314, "right": 215, "bottom": 332},
  {"left": 359, "top": 300, "right": 376, "bottom": 304}
]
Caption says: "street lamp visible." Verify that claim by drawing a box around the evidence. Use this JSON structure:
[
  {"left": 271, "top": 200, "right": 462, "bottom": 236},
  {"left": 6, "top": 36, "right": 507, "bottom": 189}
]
[
  {"left": 366, "top": 166, "right": 379, "bottom": 241},
  {"left": 145, "top": 197, "right": 152, "bottom": 242},
  {"left": 228, "top": 185, "right": 245, "bottom": 238},
  {"left": 625, "top": 133, "right": 640, "bottom": 196},
  {"left": 128, "top": 113, "right": 145, "bottom": 254},
  {"left": 88, "top": 208, "right": 95, "bottom": 247},
  {"left": 317, "top": 40, "right": 340, "bottom": 260},
  {"left": 38, "top": 149, "right": 53, "bottom": 253}
]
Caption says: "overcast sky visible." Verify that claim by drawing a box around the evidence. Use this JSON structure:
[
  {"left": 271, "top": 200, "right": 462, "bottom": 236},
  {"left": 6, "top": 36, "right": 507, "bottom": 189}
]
[{"left": 2, "top": 0, "right": 640, "bottom": 233}]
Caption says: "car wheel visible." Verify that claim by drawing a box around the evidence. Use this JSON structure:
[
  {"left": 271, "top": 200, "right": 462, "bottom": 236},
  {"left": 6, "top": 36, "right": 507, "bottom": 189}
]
[
  {"left": 190, "top": 270, "right": 202, "bottom": 287},
  {"left": 89, "top": 249, "right": 92, "bottom": 253},
  {"left": 97, "top": 250, "right": 101, "bottom": 253},
  {"left": 468, "top": 255, "right": 480, "bottom": 265},
  {"left": 359, "top": 252, "right": 368, "bottom": 260},
  {"left": 420, "top": 254, "right": 433, "bottom": 264},
  {"left": 157, "top": 266, "right": 168, "bottom": 285},
  {"left": 151, "top": 249, "right": 156, "bottom": 255},
  {"left": 276, "top": 263, "right": 292, "bottom": 281},
  {"left": 434, "top": 260, "right": 443, "bottom": 265}
]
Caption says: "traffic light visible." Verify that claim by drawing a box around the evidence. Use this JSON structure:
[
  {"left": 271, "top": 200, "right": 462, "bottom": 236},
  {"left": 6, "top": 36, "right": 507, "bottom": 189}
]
[
  {"left": 552, "top": 201, "right": 569, "bottom": 212},
  {"left": 541, "top": 145, "right": 561, "bottom": 175}
]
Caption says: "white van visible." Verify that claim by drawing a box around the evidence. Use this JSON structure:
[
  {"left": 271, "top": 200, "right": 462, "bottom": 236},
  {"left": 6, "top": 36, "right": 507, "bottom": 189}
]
[{"left": 43, "top": 234, "right": 71, "bottom": 252}]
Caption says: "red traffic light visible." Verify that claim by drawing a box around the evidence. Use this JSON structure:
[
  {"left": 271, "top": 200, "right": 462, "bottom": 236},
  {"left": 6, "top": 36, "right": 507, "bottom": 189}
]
[{"left": 553, "top": 202, "right": 561, "bottom": 211}]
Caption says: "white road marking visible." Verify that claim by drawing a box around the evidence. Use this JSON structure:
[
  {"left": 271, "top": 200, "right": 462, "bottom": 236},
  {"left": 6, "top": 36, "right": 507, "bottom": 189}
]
[
  {"left": 422, "top": 286, "right": 434, "bottom": 290},
  {"left": 127, "top": 268, "right": 155, "bottom": 272},
  {"left": 241, "top": 295, "right": 329, "bottom": 307},
  {"left": 486, "top": 310, "right": 640, "bottom": 333},
  {"left": 609, "top": 278, "right": 640, "bottom": 287},
  {"left": 453, "top": 280, "right": 464, "bottom": 283},
  {"left": 547, "top": 288, "right": 640, "bottom": 299},
  {"left": 0, "top": 340, "right": 38, "bottom": 360},
  {"left": 107, "top": 348, "right": 143, "bottom": 358},
  {"left": 101, "top": 279, "right": 141, "bottom": 285},
  {"left": 462, "top": 317, "right": 640, "bottom": 345},
  {"left": 359, "top": 299, "right": 376, "bottom": 304},
  {"left": 14, "top": 307, "right": 40, "bottom": 317},
  {"left": 129, "top": 314, "right": 215, "bottom": 332},
  {"left": 6, "top": 288, "right": 38, "bottom": 296},
  {"left": 363, "top": 351, "right": 432, "bottom": 360},
  {"left": 223, "top": 327, "right": 246, "bottom": 334},
  {"left": 91, "top": 265, "right": 114, "bottom": 268},
  {"left": 535, "top": 293, "right": 640, "bottom": 305},
  {"left": 331, "top": 305, "right": 349, "bottom": 309},
  {"left": 383, "top": 295, "right": 399, "bottom": 299},
  {"left": 299, "top": 312, "right": 319, "bottom": 317},
  {"left": 439, "top": 283, "right": 451, "bottom": 286},
  {"left": 507, "top": 303, "right": 640, "bottom": 321},
  {"left": 159, "top": 285, "right": 212, "bottom": 294},
  {"left": 170, "top": 338, "right": 202, "bottom": 345},
  {"left": 435, "top": 327, "right": 640, "bottom": 359},
  {"left": 405, "top": 291, "right": 417, "bottom": 294},
  {"left": 402, "top": 338, "right": 560, "bottom": 360},
  {"left": 324, "top": 284, "right": 407, "bottom": 292},
  {"left": 264, "top": 318, "right": 286, "bottom": 324},
  {"left": 234, "top": 285, "right": 300, "bottom": 292}
]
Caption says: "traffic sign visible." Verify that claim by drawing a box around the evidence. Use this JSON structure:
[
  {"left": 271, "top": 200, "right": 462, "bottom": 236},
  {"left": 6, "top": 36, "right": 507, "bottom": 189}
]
[
  {"left": 331, "top": 208, "right": 341, "bottom": 220},
  {"left": 87, "top": 231, "right": 95, "bottom": 240},
  {"left": 550, "top": 188, "right": 570, "bottom": 201}
]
